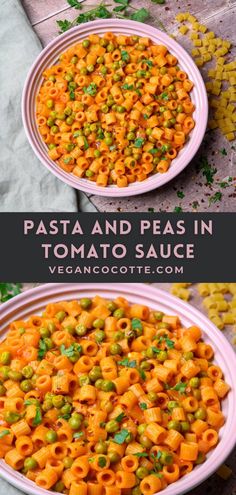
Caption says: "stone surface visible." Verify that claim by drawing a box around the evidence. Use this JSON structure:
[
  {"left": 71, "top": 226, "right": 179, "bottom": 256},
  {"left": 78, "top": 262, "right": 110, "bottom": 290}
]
[{"left": 22, "top": 0, "right": 236, "bottom": 212}]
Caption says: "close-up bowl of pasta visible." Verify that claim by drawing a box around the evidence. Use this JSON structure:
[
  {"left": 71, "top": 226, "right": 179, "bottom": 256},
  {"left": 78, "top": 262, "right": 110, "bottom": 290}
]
[
  {"left": 22, "top": 20, "right": 208, "bottom": 197},
  {"left": 0, "top": 283, "right": 236, "bottom": 495}
]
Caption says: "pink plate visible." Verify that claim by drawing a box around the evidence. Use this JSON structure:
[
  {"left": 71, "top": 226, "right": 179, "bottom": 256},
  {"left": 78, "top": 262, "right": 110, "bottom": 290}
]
[
  {"left": 0, "top": 283, "right": 236, "bottom": 495},
  {"left": 22, "top": 19, "right": 208, "bottom": 198}
]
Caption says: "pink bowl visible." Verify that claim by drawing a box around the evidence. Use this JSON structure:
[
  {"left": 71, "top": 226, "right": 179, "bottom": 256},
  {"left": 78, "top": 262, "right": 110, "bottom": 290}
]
[
  {"left": 0, "top": 283, "right": 236, "bottom": 495},
  {"left": 22, "top": 19, "right": 208, "bottom": 198}
]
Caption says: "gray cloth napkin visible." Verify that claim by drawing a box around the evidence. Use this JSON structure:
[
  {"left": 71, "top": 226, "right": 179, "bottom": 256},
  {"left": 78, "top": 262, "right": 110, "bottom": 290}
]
[{"left": 0, "top": 0, "right": 96, "bottom": 212}]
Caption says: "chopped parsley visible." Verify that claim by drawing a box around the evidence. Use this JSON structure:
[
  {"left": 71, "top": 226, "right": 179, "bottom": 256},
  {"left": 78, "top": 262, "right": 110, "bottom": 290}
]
[
  {"left": 83, "top": 137, "right": 89, "bottom": 150},
  {"left": 161, "top": 92, "right": 169, "bottom": 100},
  {"left": 218, "top": 176, "right": 233, "bottom": 188},
  {"left": 143, "top": 59, "right": 153, "bottom": 67},
  {"left": 172, "top": 382, "right": 187, "bottom": 394},
  {"left": 0, "top": 283, "right": 22, "bottom": 303},
  {"left": 122, "top": 83, "right": 134, "bottom": 90},
  {"left": 198, "top": 157, "right": 217, "bottom": 185},
  {"left": 131, "top": 318, "right": 143, "bottom": 331},
  {"left": 149, "top": 148, "right": 159, "bottom": 155},
  {"left": 113, "top": 429, "right": 129, "bottom": 444},
  {"left": 118, "top": 358, "right": 137, "bottom": 368},
  {"left": 115, "top": 412, "right": 126, "bottom": 423},
  {"left": 0, "top": 430, "right": 10, "bottom": 439},
  {"left": 209, "top": 191, "right": 222, "bottom": 204},
  {"left": 134, "top": 452, "right": 149, "bottom": 457},
  {"left": 121, "top": 50, "right": 130, "bottom": 62},
  {"left": 83, "top": 83, "right": 97, "bottom": 96},
  {"left": 98, "top": 456, "right": 107, "bottom": 468},
  {"left": 64, "top": 156, "right": 72, "bottom": 164},
  {"left": 177, "top": 191, "right": 185, "bottom": 199},
  {"left": 173, "top": 206, "right": 183, "bottom": 213},
  {"left": 138, "top": 368, "right": 146, "bottom": 381},
  {"left": 33, "top": 407, "right": 42, "bottom": 426},
  {"left": 73, "top": 431, "right": 84, "bottom": 439},
  {"left": 143, "top": 114, "right": 149, "bottom": 120},
  {"left": 134, "top": 137, "right": 145, "bottom": 148},
  {"left": 38, "top": 339, "right": 47, "bottom": 360},
  {"left": 220, "top": 148, "right": 227, "bottom": 156},
  {"left": 148, "top": 207, "right": 155, "bottom": 212},
  {"left": 69, "top": 89, "right": 75, "bottom": 100},
  {"left": 192, "top": 201, "right": 199, "bottom": 209},
  {"left": 139, "top": 402, "right": 147, "bottom": 410},
  {"left": 60, "top": 343, "right": 82, "bottom": 358}
]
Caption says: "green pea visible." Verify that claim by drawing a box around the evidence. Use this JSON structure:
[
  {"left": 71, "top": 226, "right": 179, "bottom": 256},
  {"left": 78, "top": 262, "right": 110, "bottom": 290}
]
[
  {"left": 113, "top": 73, "right": 121, "bottom": 82},
  {"left": 160, "top": 67, "right": 167, "bottom": 75},
  {"left": 100, "top": 38, "right": 108, "bottom": 47},
  {"left": 189, "top": 377, "right": 200, "bottom": 389},
  {"left": 40, "top": 327, "right": 50, "bottom": 338},
  {"left": 48, "top": 75, "right": 56, "bottom": 82},
  {"left": 156, "top": 350, "right": 168, "bottom": 362},
  {"left": 167, "top": 401, "right": 179, "bottom": 410},
  {"left": 154, "top": 311, "right": 164, "bottom": 321},
  {"left": 63, "top": 456, "right": 73, "bottom": 469},
  {"left": 94, "top": 150, "right": 101, "bottom": 159},
  {"left": 0, "top": 352, "right": 11, "bottom": 366},
  {"left": 105, "top": 137, "right": 113, "bottom": 146},
  {"left": 64, "top": 73, "right": 73, "bottom": 82},
  {"left": 79, "top": 375, "right": 90, "bottom": 386},
  {"left": 79, "top": 298, "right": 92, "bottom": 311},
  {"left": 71, "top": 55, "right": 78, "bottom": 64},
  {"left": 159, "top": 106, "right": 165, "bottom": 113},
  {"left": 140, "top": 361, "right": 151, "bottom": 371},
  {"left": 168, "top": 84, "right": 175, "bottom": 91},
  {"left": 42, "top": 398, "right": 53, "bottom": 412},
  {"left": 101, "top": 66, "right": 107, "bottom": 75},
  {"left": 48, "top": 143, "right": 56, "bottom": 150},
  {"left": 87, "top": 64, "right": 94, "bottom": 73},
  {"left": 46, "top": 430, "right": 58, "bottom": 443},
  {"left": 54, "top": 481, "right": 65, "bottom": 493},
  {"left": 101, "top": 380, "right": 115, "bottom": 392},
  {"left": 4, "top": 411, "right": 21, "bottom": 424},
  {"left": 69, "top": 415, "right": 82, "bottom": 430},
  {"left": 47, "top": 118, "right": 55, "bottom": 127},
  {"left": 108, "top": 451, "right": 120, "bottom": 463},
  {"left": 75, "top": 324, "right": 87, "bottom": 336},
  {"left": 146, "top": 347, "right": 154, "bottom": 359},
  {"left": 112, "top": 62, "right": 119, "bottom": 70},
  {"left": 136, "top": 70, "right": 146, "bottom": 78},
  {"left": 44, "top": 337, "right": 53, "bottom": 350},
  {"left": 52, "top": 395, "right": 65, "bottom": 409},
  {"left": 57, "top": 113, "right": 66, "bottom": 121},
  {"left": 86, "top": 170, "right": 94, "bottom": 178},
  {"left": 24, "top": 457, "right": 38, "bottom": 471},
  {"left": 60, "top": 403, "right": 72, "bottom": 416},
  {"left": 132, "top": 488, "right": 142, "bottom": 495},
  {"left": 113, "top": 308, "right": 125, "bottom": 319},
  {"left": 50, "top": 110, "right": 57, "bottom": 119},
  {"left": 136, "top": 466, "right": 149, "bottom": 479},
  {"left": 55, "top": 311, "right": 66, "bottom": 322},
  {"left": 194, "top": 408, "right": 206, "bottom": 420},
  {"left": 181, "top": 421, "right": 190, "bottom": 432},
  {"left": 48, "top": 322, "right": 56, "bottom": 333},
  {"left": 160, "top": 451, "right": 173, "bottom": 465},
  {"left": 177, "top": 105, "right": 183, "bottom": 113},
  {"left": 167, "top": 420, "right": 181, "bottom": 431},
  {"left": 80, "top": 67, "right": 88, "bottom": 75},
  {"left": 127, "top": 132, "right": 136, "bottom": 141},
  {"left": 147, "top": 391, "right": 157, "bottom": 403},
  {"left": 8, "top": 370, "right": 22, "bottom": 382},
  {"left": 183, "top": 351, "right": 194, "bottom": 361},
  {"left": 0, "top": 384, "right": 6, "bottom": 396},
  {"left": 170, "top": 118, "right": 176, "bottom": 125},
  {"left": 109, "top": 343, "right": 122, "bottom": 355},
  {"left": 46, "top": 99, "right": 54, "bottom": 109},
  {"left": 101, "top": 104, "right": 109, "bottom": 114},
  {"left": 137, "top": 424, "right": 147, "bottom": 436},
  {"left": 162, "top": 144, "right": 171, "bottom": 152},
  {"left": 95, "top": 441, "right": 107, "bottom": 454},
  {"left": 90, "top": 123, "right": 97, "bottom": 132},
  {"left": 114, "top": 331, "right": 124, "bottom": 341},
  {"left": 107, "top": 43, "right": 115, "bottom": 52},
  {"left": 89, "top": 366, "right": 102, "bottom": 382},
  {"left": 117, "top": 106, "right": 125, "bottom": 113},
  {"left": 94, "top": 330, "right": 105, "bottom": 343},
  {"left": 20, "top": 380, "right": 33, "bottom": 392},
  {"left": 106, "top": 420, "right": 119, "bottom": 433},
  {"left": 97, "top": 56, "right": 104, "bottom": 64},
  {"left": 66, "top": 143, "right": 75, "bottom": 153},
  {"left": 195, "top": 452, "right": 205, "bottom": 465},
  {"left": 95, "top": 379, "right": 104, "bottom": 390},
  {"left": 66, "top": 116, "right": 74, "bottom": 125},
  {"left": 82, "top": 39, "right": 90, "bottom": 48},
  {"left": 139, "top": 434, "right": 152, "bottom": 449}
]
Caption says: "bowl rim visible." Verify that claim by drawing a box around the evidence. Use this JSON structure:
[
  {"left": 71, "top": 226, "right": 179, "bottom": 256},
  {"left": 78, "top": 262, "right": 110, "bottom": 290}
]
[
  {"left": 0, "top": 283, "right": 236, "bottom": 495},
  {"left": 21, "top": 19, "right": 208, "bottom": 198}
]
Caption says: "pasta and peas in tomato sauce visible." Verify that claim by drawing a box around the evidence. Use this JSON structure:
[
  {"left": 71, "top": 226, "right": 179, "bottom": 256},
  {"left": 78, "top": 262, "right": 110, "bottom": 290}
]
[
  {"left": 36, "top": 33, "right": 195, "bottom": 188},
  {"left": 0, "top": 295, "right": 229, "bottom": 495}
]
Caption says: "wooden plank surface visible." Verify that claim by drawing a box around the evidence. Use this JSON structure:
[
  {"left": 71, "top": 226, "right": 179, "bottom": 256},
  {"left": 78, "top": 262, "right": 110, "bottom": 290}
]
[
  {"left": 21, "top": 0, "right": 236, "bottom": 213},
  {"left": 12, "top": 281, "right": 236, "bottom": 494}
]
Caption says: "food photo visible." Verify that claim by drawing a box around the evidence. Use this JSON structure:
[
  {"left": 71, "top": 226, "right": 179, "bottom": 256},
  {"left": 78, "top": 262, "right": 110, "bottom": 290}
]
[
  {"left": 1, "top": 0, "right": 235, "bottom": 211},
  {"left": 0, "top": 282, "right": 236, "bottom": 495}
]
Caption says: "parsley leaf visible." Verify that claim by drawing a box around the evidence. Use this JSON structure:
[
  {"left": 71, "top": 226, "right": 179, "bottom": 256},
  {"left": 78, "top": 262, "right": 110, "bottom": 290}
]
[
  {"left": 83, "top": 137, "right": 89, "bottom": 150},
  {"left": 218, "top": 176, "right": 233, "bottom": 188},
  {"left": 0, "top": 430, "right": 10, "bottom": 439},
  {"left": 172, "top": 382, "right": 187, "bottom": 394},
  {"left": 134, "top": 137, "right": 145, "bottom": 148},
  {"left": 67, "top": 0, "right": 82, "bottom": 8},
  {"left": 148, "top": 207, "right": 155, "bottom": 212},
  {"left": 161, "top": 92, "right": 169, "bottom": 100},
  {"left": 131, "top": 318, "right": 143, "bottom": 331},
  {"left": 122, "top": 83, "right": 134, "bottom": 90},
  {"left": 130, "top": 8, "right": 150, "bottom": 22},
  {"left": 60, "top": 343, "right": 82, "bottom": 358},
  {"left": 98, "top": 456, "right": 107, "bottom": 468},
  {"left": 192, "top": 201, "right": 199, "bottom": 209},
  {"left": 173, "top": 206, "right": 183, "bottom": 213},
  {"left": 177, "top": 191, "right": 185, "bottom": 199},
  {"left": 69, "top": 89, "right": 75, "bottom": 100},
  {"left": 198, "top": 157, "right": 217, "bottom": 185},
  {"left": 83, "top": 83, "right": 97, "bottom": 96},
  {"left": 33, "top": 407, "right": 42, "bottom": 426},
  {"left": 38, "top": 339, "right": 47, "bottom": 360},
  {"left": 115, "top": 412, "right": 126, "bottom": 423},
  {"left": 143, "top": 114, "right": 149, "bottom": 120},
  {"left": 134, "top": 452, "right": 149, "bottom": 457},
  {"left": 113, "top": 429, "right": 129, "bottom": 444},
  {"left": 138, "top": 368, "right": 146, "bottom": 381},
  {"left": 118, "top": 358, "right": 137, "bottom": 368},
  {"left": 140, "top": 402, "right": 147, "bottom": 410},
  {"left": 73, "top": 431, "right": 84, "bottom": 439},
  {"left": 57, "top": 20, "right": 72, "bottom": 33},
  {"left": 220, "top": 148, "right": 227, "bottom": 156},
  {"left": 0, "top": 283, "right": 22, "bottom": 303},
  {"left": 165, "top": 337, "right": 175, "bottom": 349},
  {"left": 209, "top": 191, "right": 222, "bottom": 204},
  {"left": 143, "top": 59, "right": 153, "bottom": 67},
  {"left": 121, "top": 50, "right": 130, "bottom": 62}
]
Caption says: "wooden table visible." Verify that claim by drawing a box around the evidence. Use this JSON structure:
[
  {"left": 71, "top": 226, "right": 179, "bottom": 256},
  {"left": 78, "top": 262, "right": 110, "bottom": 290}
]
[
  {"left": 22, "top": 0, "right": 236, "bottom": 213},
  {"left": 11, "top": 282, "right": 236, "bottom": 495}
]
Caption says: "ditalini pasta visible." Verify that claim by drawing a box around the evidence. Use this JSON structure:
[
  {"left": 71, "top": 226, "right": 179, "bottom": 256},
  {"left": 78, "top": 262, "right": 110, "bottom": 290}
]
[
  {"left": 36, "top": 33, "right": 195, "bottom": 187},
  {"left": 0, "top": 296, "right": 229, "bottom": 495}
]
